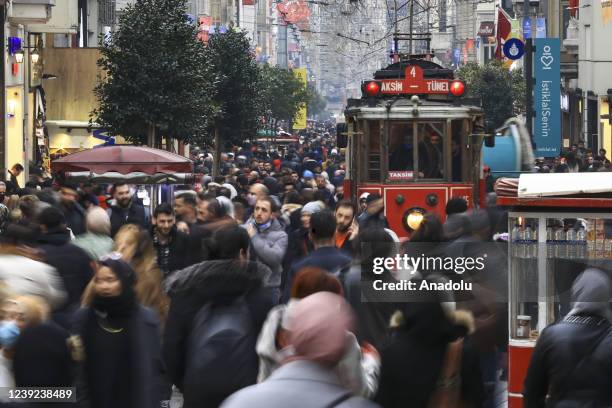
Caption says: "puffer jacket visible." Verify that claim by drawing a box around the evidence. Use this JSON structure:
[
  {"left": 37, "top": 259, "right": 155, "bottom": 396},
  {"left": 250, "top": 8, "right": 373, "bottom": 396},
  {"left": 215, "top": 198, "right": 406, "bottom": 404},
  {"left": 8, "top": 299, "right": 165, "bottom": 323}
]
[{"left": 163, "top": 259, "right": 275, "bottom": 408}]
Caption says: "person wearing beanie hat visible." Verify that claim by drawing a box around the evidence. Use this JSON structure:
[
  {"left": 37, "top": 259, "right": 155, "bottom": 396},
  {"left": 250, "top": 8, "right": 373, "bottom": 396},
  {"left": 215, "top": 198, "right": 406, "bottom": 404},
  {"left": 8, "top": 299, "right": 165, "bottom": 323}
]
[
  {"left": 73, "top": 206, "right": 115, "bottom": 260},
  {"left": 222, "top": 292, "right": 379, "bottom": 408},
  {"left": 73, "top": 253, "right": 165, "bottom": 408}
]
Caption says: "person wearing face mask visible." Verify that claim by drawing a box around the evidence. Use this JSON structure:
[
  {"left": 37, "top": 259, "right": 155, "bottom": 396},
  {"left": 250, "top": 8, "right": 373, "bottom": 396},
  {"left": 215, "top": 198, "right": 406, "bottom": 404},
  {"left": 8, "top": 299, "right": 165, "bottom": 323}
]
[
  {"left": 73, "top": 255, "right": 164, "bottom": 408},
  {"left": 163, "top": 226, "right": 275, "bottom": 408},
  {"left": 0, "top": 296, "right": 49, "bottom": 392}
]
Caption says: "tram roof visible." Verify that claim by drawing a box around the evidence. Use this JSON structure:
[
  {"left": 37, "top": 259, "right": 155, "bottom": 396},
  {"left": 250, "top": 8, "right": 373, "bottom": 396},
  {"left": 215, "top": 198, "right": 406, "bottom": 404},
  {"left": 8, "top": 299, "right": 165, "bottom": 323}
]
[{"left": 344, "top": 97, "right": 483, "bottom": 120}]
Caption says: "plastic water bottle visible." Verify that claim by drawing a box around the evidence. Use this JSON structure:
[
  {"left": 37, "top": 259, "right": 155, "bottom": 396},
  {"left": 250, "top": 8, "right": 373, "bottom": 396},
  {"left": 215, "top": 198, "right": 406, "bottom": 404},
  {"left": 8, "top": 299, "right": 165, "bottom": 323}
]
[
  {"left": 511, "top": 224, "right": 521, "bottom": 258},
  {"left": 546, "top": 226, "right": 554, "bottom": 259},
  {"left": 576, "top": 226, "right": 587, "bottom": 259},
  {"left": 554, "top": 227, "right": 565, "bottom": 258},
  {"left": 524, "top": 226, "right": 533, "bottom": 259},
  {"left": 566, "top": 227, "right": 577, "bottom": 259}
]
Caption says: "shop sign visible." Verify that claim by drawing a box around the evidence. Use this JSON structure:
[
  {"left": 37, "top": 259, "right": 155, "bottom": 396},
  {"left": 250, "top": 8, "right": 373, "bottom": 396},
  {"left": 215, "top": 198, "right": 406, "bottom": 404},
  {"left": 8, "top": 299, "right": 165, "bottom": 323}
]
[{"left": 477, "top": 22, "right": 494, "bottom": 37}]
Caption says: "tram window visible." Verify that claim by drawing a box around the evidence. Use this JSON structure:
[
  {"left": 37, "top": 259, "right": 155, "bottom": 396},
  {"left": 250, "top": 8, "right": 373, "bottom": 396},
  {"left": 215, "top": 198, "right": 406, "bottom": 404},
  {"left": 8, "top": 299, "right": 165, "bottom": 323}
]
[
  {"left": 451, "top": 120, "right": 463, "bottom": 182},
  {"left": 367, "top": 121, "right": 381, "bottom": 182},
  {"left": 388, "top": 123, "right": 414, "bottom": 172},
  {"left": 417, "top": 123, "right": 444, "bottom": 179}
]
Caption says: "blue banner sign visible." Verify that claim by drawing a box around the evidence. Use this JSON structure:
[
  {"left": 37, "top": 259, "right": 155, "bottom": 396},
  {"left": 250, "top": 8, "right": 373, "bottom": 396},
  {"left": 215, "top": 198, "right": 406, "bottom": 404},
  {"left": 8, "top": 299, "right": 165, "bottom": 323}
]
[
  {"left": 534, "top": 38, "right": 561, "bottom": 157},
  {"left": 536, "top": 18, "right": 546, "bottom": 38},
  {"left": 523, "top": 19, "right": 532, "bottom": 39}
]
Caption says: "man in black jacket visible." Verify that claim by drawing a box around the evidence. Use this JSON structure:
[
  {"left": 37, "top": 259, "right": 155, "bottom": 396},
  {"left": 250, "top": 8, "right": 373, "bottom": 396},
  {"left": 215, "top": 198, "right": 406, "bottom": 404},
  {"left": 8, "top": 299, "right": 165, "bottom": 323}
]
[
  {"left": 36, "top": 206, "right": 94, "bottom": 329},
  {"left": 59, "top": 182, "right": 86, "bottom": 235},
  {"left": 150, "top": 203, "right": 191, "bottom": 278},
  {"left": 108, "top": 182, "right": 147, "bottom": 237}
]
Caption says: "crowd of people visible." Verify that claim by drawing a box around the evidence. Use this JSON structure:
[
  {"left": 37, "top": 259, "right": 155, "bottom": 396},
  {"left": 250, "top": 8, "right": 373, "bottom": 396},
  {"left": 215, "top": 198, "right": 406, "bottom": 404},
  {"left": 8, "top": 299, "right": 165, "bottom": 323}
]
[
  {"left": 0, "top": 130, "right": 608, "bottom": 408},
  {"left": 534, "top": 143, "right": 611, "bottom": 173}
]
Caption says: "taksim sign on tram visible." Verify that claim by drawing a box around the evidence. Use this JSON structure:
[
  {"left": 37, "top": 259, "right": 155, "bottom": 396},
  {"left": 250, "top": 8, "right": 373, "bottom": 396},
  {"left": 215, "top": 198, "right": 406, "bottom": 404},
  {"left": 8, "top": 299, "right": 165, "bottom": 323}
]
[{"left": 363, "top": 66, "right": 465, "bottom": 97}]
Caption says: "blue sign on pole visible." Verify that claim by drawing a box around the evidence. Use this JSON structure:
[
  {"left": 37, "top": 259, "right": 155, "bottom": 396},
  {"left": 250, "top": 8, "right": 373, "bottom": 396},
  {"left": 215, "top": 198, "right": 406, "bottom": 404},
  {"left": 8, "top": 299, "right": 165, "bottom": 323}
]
[
  {"left": 536, "top": 18, "right": 546, "bottom": 38},
  {"left": 523, "top": 19, "right": 532, "bottom": 39},
  {"left": 453, "top": 48, "right": 461, "bottom": 65},
  {"left": 503, "top": 38, "right": 525, "bottom": 60},
  {"left": 534, "top": 38, "right": 561, "bottom": 157}
]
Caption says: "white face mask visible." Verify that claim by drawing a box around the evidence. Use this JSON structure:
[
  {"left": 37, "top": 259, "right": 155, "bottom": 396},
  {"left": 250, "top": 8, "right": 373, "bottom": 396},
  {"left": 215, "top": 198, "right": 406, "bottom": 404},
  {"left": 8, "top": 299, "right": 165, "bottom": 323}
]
[{"left": 247, "top": 194, "right": 257, "bottom": 206}]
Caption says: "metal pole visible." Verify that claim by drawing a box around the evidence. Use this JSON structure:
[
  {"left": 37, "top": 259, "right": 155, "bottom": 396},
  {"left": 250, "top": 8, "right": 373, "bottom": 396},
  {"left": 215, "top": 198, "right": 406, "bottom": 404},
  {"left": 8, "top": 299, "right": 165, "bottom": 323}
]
[
  {"left": 0, "top": 4, "right": 6, "bottom": 175},
  {"left": 409, "top": 0, "right": 414, "bottom": 55},
  {"left": 524, "top": 0, "right": 533, "bottom": 144}
]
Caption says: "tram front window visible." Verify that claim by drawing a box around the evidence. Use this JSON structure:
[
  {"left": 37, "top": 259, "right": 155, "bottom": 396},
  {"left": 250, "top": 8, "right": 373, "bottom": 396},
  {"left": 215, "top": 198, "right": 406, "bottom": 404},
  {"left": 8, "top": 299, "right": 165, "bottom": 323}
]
[
  {"left": 417, "top": 123, "right": 444, "bottom": 179},
  {"left": 388, "top": 124, "right": 414, "bottom": 172}
]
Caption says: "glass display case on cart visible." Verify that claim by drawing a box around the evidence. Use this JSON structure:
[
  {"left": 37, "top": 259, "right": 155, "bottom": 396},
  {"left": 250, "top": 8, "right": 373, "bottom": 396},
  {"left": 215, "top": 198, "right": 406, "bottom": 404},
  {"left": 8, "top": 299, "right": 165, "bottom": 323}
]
[{"left": 500, "top": 182, "right": 612, "bottom": 408}]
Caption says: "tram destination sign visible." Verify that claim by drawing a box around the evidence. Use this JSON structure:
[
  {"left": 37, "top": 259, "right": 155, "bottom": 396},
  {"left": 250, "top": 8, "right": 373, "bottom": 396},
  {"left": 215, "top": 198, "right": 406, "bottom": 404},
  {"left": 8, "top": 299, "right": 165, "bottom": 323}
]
[
  {"left": 378, "top": 66, "right": 452, "bottom": 95},
  {"left": 388, "top": 171, "right": 414, "bottom": 180}
]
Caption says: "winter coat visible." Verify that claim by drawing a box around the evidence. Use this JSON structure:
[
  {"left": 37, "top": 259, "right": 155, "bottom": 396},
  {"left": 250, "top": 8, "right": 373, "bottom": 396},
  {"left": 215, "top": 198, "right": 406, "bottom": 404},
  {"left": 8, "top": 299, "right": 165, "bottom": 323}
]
[
  {"left": 221, "top": 360, "right": 380, "bottom": 408},
  {"left": 523, "top": 269, "right": 612, "bottom": 408},
  {"left": 375, "top": 304, "right": 483, "bottom": 408},
  {"left": 523, "top": 315, "right": 612, "bottom": 408},
  {"left": 0, "top": 254, "right": 66, "bottom": 310},
  {"left": 243, "top": 218, "right": 288, "bottom": 288},
  {"left": 108, "top": 200, "right": 147, "bottom": 238},
  {"left": 62, "top": 202, "right": 86, "bottom": 236},
  {"left": 344, "top": 265, "right": 399, "bottom": 350},
  {"left": 72, "top": 306, "right": 164, "bottom": 408},
  {"left": 162, "top": 259, "right": 275, "bottom": 408},
  {"left": 149, "top": 225, "right": 193, "bottom": 277},
  {"left": 283, "top": 246, "right": 352, "bottom": 302},
  {"left": 37, "top": 229, "right": 94, "bottom": 328},
  {"left": 72, "top": 233, "right": 114, "bottom": 261},
  {"left": 256, "top": 303, "right": 379, "bottom": 398}
]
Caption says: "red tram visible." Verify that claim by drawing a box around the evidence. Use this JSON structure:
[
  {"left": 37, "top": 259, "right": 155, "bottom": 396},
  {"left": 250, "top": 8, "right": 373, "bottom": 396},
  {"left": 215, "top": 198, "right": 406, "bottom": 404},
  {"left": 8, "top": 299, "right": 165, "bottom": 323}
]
[{"left": 341, "top": 58, "right": 488, "bottom": 238}]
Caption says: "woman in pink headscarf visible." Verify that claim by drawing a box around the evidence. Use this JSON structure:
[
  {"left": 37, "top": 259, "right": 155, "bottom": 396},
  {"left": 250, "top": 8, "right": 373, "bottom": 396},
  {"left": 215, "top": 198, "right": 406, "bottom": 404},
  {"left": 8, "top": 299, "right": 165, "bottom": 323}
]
[{"left": 221, "top": 292, "right": 380, "bottom": 408}]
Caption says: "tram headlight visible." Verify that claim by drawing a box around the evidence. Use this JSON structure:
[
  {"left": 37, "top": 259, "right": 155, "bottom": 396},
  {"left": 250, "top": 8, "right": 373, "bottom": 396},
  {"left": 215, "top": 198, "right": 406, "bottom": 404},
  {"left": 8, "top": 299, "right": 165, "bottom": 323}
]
[
  {"left": 450, "top": 80, "right": 466, "bottom": 97},
  {"left": 402, "top": 207, "right": 426, "bottom": 232},
  {"left": 363, "top": 81, "right": 381, "bottom": 98}
]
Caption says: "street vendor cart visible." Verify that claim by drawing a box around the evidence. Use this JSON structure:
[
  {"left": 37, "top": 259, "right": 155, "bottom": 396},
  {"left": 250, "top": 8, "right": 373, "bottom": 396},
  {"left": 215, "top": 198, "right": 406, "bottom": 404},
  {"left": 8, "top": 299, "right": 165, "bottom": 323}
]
[{"left": 496, "top": 172, "right": 612, "bottom": 408}]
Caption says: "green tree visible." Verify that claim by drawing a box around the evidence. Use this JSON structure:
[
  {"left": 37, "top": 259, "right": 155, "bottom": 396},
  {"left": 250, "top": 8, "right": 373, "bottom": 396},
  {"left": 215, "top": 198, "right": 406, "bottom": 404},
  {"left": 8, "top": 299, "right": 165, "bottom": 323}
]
[
  {"left": 204, "top": 29, "right": 264, "bottom": 153},
  {"left": 259, "top": 64, "right": 310, "bottom": 132},
  {"left": 92, "top": 0, "right": 215, "bottom": 147},
  {"left": 457, "top": 60, "right": 525, "bottom": 133}
]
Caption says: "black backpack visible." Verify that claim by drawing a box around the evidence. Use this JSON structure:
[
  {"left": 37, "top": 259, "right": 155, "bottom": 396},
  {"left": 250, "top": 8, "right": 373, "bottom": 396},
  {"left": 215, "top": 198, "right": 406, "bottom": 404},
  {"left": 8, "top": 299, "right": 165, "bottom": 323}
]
[{"left": 183, "top": 294, "right": 258, "bottom": 404}]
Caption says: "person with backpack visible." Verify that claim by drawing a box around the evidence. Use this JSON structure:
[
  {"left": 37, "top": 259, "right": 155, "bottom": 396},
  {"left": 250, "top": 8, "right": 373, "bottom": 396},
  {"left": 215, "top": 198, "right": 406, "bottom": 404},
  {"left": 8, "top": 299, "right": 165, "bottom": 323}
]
[
  {"left": 222, "top": 292, "right": 380, "bottom": 408},
  {"left": 523, "top": 268, "right": 612, "bottom": 407},
  {"left": 162, "top": 225, "right": 275, "bottom": 408}
]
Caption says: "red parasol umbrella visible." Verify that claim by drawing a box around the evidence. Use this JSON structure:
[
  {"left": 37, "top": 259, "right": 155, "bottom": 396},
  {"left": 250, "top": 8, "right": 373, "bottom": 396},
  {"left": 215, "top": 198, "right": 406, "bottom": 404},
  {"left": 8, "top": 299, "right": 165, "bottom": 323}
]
[{"left": 51, "top": 145, "right": 193, "bottom": 175}]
